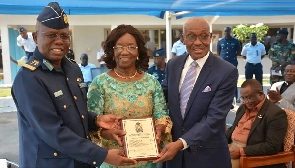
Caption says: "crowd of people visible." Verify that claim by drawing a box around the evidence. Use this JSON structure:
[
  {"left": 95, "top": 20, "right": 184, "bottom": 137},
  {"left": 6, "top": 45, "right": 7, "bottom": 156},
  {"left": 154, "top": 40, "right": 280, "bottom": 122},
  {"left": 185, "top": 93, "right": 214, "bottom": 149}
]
[{"left": 9, "top": 1, "right": 295, "bottom": 168}]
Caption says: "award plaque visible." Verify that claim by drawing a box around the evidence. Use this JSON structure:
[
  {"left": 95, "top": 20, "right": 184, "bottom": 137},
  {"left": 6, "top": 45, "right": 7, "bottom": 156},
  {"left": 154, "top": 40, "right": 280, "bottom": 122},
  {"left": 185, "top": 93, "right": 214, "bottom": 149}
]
[{"left": 120, "top": 117, "right": 159, "bottom": 161}]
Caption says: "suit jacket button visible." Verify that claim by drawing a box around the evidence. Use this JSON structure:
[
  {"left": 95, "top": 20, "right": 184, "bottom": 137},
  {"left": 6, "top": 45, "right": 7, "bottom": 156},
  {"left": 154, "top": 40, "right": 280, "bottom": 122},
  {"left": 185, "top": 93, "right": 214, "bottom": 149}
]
[
  {"left": 81, "top": 115, "right": 85, "bottom": 119},
  {"left": 73, "top": 96, "right": 78, "bottom": 100},
  {"left": 63, "top": 105, "right": 67, "bottom": 109},
  {"left": 66, "top": 78, "right": 69, "bottom": 81},
  {"left": 54, "top": 152, "right": 58, "bottom": 157},
  {"left": 93, "top": 161, "right": 97, "bottom": 165}
]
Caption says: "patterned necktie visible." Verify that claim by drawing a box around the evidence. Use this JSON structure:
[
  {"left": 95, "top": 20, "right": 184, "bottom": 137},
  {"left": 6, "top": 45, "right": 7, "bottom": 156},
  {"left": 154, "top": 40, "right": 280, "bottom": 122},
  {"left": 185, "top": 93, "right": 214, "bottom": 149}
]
[{"left": 180, "top": 61, "right": 198, "bottom": 119}]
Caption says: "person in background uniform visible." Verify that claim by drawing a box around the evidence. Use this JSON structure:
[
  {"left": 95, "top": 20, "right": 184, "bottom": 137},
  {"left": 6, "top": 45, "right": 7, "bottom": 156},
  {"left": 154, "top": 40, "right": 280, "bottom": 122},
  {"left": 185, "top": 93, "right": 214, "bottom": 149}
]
[
  {"left": 78, "top": 53, "right": 96, "bottom": 92},
  {"left": 154, "top": 17, "right": 238, "bottom": 168},
  {"left": 217, "top": 27, "right": 241, "bottom": 102},
  {"left": 241, "top": 33, "right": 266, "bottom": 85},
  {"left": 268, "top": 29, "right": 295, "bottom": 85},
  {"left": 171, "top": 30, "right": 187, "bottom": 57},
  {"left": 66, "top": 48, "right": 75, "bottom": 59},
  {"left": 147, "top": 49, "right": 166, "bottom": 84},
  {"left": 16, "top": 26, "right": 36, "bottom": 59},
  {"left": 145, "top": 36, "right": 156, "bottom": 58},
  {"left": 11, "top": 2, "right": 137, "bottom": 168},
  {"left": 226, "top": 79, "right": 287, "bottom": 168}
]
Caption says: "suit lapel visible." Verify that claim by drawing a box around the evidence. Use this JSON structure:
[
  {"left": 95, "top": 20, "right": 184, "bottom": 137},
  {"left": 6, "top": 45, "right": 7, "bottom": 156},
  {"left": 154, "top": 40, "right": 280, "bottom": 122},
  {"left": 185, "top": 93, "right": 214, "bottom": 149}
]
[
  {"left": 184, "top": 53, "right": 213, "bottom": 118},
  {"left": 247, "top": 99, "right": 269, "bottom": 138}
]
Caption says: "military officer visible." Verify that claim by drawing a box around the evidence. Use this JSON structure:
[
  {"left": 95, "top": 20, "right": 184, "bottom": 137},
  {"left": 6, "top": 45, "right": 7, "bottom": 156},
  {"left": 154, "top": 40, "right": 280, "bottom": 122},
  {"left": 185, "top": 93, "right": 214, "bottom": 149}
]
[
  {"left": 147, "top": 49, "right": 166, "bottom": 83},
  {"left": 11, "top": 2, "right": 136, "bottom": 168},
  {"left": 269, "top": 29, "right": 295, "bottom": 84},
  {"left": 217, "top": 27, "right": 241, "bottom": 102}
]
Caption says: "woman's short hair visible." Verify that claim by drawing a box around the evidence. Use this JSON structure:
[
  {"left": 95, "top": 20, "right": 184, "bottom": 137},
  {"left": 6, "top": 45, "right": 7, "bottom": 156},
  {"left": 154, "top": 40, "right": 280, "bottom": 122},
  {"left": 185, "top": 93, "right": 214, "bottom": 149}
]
[{"left": 104, "top": 24, "right": 149, "bottom": 71}]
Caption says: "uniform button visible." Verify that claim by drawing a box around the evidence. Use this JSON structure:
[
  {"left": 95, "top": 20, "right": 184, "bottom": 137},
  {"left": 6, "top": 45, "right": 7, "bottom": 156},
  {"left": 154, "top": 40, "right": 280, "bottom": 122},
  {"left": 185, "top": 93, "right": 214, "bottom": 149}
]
[
  {"left": 73, "top": 96, "right": 78, "bottom": 100},
  {"left": 93, "top": 161, "right": 96, "bottom": 165},
  {"left": 54, "top": 152, "right": 58, "bottom": 157},
  {"left": 226, "top": 52, "right": 228, "bottom": 53},
  {"left": 63, "top": 105, "right": 67, "bottom": 109},
  {"left": 66, "top": 78, "right": 69, "bottom": 81},
  {"left": 81, "top": 115, "right": 85, "bottom": 119}
]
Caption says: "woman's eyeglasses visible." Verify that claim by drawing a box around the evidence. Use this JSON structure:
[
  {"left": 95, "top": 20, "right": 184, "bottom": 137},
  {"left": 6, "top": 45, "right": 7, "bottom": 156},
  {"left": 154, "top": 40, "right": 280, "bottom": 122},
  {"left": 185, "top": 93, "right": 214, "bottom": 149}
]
[{"left": 113, "top": 45, "right": 138, "bottom": 52}]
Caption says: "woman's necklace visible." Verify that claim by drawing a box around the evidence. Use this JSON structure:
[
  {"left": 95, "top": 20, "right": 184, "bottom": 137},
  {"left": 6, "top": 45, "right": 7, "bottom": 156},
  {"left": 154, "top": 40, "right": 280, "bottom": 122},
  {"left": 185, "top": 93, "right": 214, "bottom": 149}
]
[{"left": 114, "top": 69, "right": 137, "bottom": 79}]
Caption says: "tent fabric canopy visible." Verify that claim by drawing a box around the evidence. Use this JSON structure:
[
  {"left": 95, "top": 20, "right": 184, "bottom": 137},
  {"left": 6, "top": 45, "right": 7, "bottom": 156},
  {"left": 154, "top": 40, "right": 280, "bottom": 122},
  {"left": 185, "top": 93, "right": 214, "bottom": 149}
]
[{"left": 0, "top": 0, "right": 295, "bottom": 18}]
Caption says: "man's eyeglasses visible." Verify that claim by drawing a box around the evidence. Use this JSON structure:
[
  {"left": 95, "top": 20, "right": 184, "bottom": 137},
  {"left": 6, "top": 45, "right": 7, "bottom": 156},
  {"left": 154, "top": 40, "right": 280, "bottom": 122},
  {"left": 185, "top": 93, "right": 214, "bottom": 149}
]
[
  {"left": 239, "top": 91, "right": 260, "bottom": 103},
  {"left": 41, "top": 32, "right": 71, "bottom": 42},
  {"left": 113, "top": 45, "right": 138, "bottom": 52},
  {"left": 186, "top": 34, "right": 210, "bottom": 42}
]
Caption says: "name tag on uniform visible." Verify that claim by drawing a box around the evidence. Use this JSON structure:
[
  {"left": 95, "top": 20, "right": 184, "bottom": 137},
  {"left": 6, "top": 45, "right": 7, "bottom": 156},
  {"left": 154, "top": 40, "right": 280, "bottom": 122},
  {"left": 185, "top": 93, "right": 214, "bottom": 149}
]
[{"left": 54, "top": 90, "right": 63, "bottom": 98}]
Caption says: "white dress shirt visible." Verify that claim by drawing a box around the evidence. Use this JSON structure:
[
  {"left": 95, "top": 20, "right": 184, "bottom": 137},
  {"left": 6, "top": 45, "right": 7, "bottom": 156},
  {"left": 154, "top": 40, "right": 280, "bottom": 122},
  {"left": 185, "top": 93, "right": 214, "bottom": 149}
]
[
  {"left": 16, "top": 32, "right": 36, "bottom": 52},
  {"left": 178, "top": 52, "right": 210, "bottom": 149}
]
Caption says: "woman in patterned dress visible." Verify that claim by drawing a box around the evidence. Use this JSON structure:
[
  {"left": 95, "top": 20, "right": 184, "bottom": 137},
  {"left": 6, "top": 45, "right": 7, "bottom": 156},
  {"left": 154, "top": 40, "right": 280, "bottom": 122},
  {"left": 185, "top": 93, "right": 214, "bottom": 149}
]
[{"left": 87, "top": 24, "right": 172, "bottom": 168}]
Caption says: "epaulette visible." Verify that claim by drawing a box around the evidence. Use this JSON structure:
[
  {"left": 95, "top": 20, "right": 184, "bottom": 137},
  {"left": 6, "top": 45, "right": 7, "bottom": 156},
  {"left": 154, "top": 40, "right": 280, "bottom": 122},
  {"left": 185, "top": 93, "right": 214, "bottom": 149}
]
[
  {"left": 22, "top": 59, "right": 40, "bottom": 71},
  {"left": 65, "top": 56, "right": 76, "bottom": 64}
]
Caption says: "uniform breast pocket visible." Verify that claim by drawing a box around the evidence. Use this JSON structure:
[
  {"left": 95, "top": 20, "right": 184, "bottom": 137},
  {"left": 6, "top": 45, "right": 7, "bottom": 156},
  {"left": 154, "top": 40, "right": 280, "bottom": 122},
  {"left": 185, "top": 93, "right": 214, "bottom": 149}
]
[{"left": 54, "top": 96, "right": 76, "bottom": 123}]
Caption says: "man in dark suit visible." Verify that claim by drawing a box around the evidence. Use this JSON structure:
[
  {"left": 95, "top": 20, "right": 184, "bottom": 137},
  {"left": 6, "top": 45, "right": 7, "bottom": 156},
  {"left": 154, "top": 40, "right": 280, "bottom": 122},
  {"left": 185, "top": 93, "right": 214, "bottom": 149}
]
[
  {"left": 154, "top": 17, "right": 238, "bottom": 168},
  {"left": 226, "top": 79, "right": 287, "bottom": 168}
]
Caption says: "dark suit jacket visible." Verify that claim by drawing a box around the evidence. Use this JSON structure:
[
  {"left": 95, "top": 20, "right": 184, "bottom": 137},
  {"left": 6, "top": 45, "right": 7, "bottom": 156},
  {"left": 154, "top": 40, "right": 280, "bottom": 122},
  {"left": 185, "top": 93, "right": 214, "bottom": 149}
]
[
  {"left": 162, "top": 52, "right": 238, "bottom": 168},
  {"left": 226, "top": 99, "right": 287, "bottom": 168}
]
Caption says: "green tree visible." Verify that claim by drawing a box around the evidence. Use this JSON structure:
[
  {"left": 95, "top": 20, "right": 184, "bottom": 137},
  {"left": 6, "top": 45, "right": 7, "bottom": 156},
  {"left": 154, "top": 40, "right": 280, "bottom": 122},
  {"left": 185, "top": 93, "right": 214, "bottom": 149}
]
[{"left": 233, "top": 23, "right": 269, "bottom": 43}]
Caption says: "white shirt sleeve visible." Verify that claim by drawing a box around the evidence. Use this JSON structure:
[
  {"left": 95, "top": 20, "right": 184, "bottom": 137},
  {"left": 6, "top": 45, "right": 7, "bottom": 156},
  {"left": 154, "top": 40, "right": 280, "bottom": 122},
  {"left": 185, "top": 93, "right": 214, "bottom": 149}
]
[
  {"left": 171, "top": 43, "right": 177, "bottom": 53},
  {"left": 241, "top": 45, "right": 247, "bottom": 56},
  {"left": 16, "top": 35, "right": 22, "bottom": 47},
  {"left": 179, "top": 138, "right": 189, "bottom": 150},
  {"left": 261, "top": 44, "right": 266, "bottom": 55}
]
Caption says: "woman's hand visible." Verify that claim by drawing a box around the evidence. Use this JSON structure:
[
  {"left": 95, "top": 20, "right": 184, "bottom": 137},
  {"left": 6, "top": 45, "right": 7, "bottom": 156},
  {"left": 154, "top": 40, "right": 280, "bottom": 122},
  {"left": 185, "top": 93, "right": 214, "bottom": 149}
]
[{"left": 155, "top": 124, "right": 166, "bottom": 145}]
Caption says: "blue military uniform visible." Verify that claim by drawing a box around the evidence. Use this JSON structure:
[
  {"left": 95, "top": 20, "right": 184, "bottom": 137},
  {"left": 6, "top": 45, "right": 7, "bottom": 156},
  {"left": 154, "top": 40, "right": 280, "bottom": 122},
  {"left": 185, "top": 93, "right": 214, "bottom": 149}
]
[
  {"left": 217, "top": 37, "right": 241, "bottom": 67},
  {"left": 11, "top": 2, "right": 107, "bottom": 168},
  {"left": 147, "top": 49, "right": 166, "bottom": 83}
]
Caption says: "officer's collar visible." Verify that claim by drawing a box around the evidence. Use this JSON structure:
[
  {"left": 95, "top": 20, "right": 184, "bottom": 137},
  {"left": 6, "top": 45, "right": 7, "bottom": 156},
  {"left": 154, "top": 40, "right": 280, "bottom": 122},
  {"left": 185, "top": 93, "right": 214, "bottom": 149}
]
[{"left": 34, "top": 47, "right": 72, "bottom": 71}]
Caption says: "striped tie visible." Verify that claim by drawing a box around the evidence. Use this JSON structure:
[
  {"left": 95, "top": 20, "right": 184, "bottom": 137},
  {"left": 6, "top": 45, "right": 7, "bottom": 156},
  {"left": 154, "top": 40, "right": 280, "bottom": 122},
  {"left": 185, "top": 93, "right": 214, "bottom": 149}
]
[{"left": 180, "top": 61, "right": 198, "bottom": 119}]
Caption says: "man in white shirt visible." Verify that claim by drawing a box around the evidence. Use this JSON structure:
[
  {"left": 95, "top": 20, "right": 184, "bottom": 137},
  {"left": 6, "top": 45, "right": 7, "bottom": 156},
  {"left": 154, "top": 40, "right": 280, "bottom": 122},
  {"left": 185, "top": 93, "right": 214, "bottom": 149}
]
[
  {"left": 171, "top": 30, "right": 187, "bottom": 57},
  {"left": 97, "top": 41, "right": 108, "bottom": 73},
  {"left": 145, "top": 36, "right": 156, "bottom": 58},
  {"left": 79, "top": 53, "right": 96, "bottom": 91},
  {"left": 16, "top": 26, "right": 37, "bottom": 59},
  {"left": 241, "top": 33, "right": 266, "bottom": 85}
]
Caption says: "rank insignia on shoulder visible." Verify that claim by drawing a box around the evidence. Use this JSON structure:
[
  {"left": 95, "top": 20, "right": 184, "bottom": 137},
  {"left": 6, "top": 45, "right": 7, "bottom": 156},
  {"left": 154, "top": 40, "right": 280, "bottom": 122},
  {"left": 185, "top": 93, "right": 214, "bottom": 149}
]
[
  {"left": 54, "top": 90, "right": 63, "bottom": 98},
  {"left": 43, "top": 59, "right": 54, "bottom": 71},
  {"left": 22, "top": 59, "right": 40, "bottom": 71}
]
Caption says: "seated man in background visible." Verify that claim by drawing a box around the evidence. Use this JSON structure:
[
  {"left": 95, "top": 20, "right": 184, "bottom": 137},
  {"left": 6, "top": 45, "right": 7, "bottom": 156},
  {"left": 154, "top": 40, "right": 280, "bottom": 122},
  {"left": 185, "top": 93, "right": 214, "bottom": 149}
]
[
  {"left": 226, "top": 79, "right": 287, "bottom": 168},
  {"left": 78, "top": 53, "right": 96, "bottom": 91},
  {"left": 147, "top": 49, "right": 166, "bottom": 84},
  {"left": 268, "top": 64, "right": 295, "bottom": 111}
]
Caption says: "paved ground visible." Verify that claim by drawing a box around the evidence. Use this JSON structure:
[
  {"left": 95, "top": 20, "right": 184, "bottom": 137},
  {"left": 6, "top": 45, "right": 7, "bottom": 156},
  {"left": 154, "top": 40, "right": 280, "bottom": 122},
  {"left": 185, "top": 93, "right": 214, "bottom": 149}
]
[{"left": 0, "top": 112, "right": 18, "bottom": 168}]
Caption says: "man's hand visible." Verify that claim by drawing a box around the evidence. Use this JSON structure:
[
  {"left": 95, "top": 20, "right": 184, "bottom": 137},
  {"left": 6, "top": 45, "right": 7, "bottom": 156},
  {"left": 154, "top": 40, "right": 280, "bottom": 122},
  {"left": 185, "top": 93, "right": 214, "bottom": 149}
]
[
  {"left": 100, "top": 129, "right": 125, "bottom": 146},
  {"left": 229, "top": 146, "right": 241, "bottom": 159},
  {"left": 155, "top": 124, "right": 166, "bottom": 145},
  {"left": 96, "top": 115, "right": 121, "bottom": 129},
  {"left": 104, "top": 149, "right": 137, "bottom": 166},
  {"left": 153, "top": 140, "right": 183, "bottom": 163},
  {"left": 267, "top": 87, "right": 282, "bottom": 103}
]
